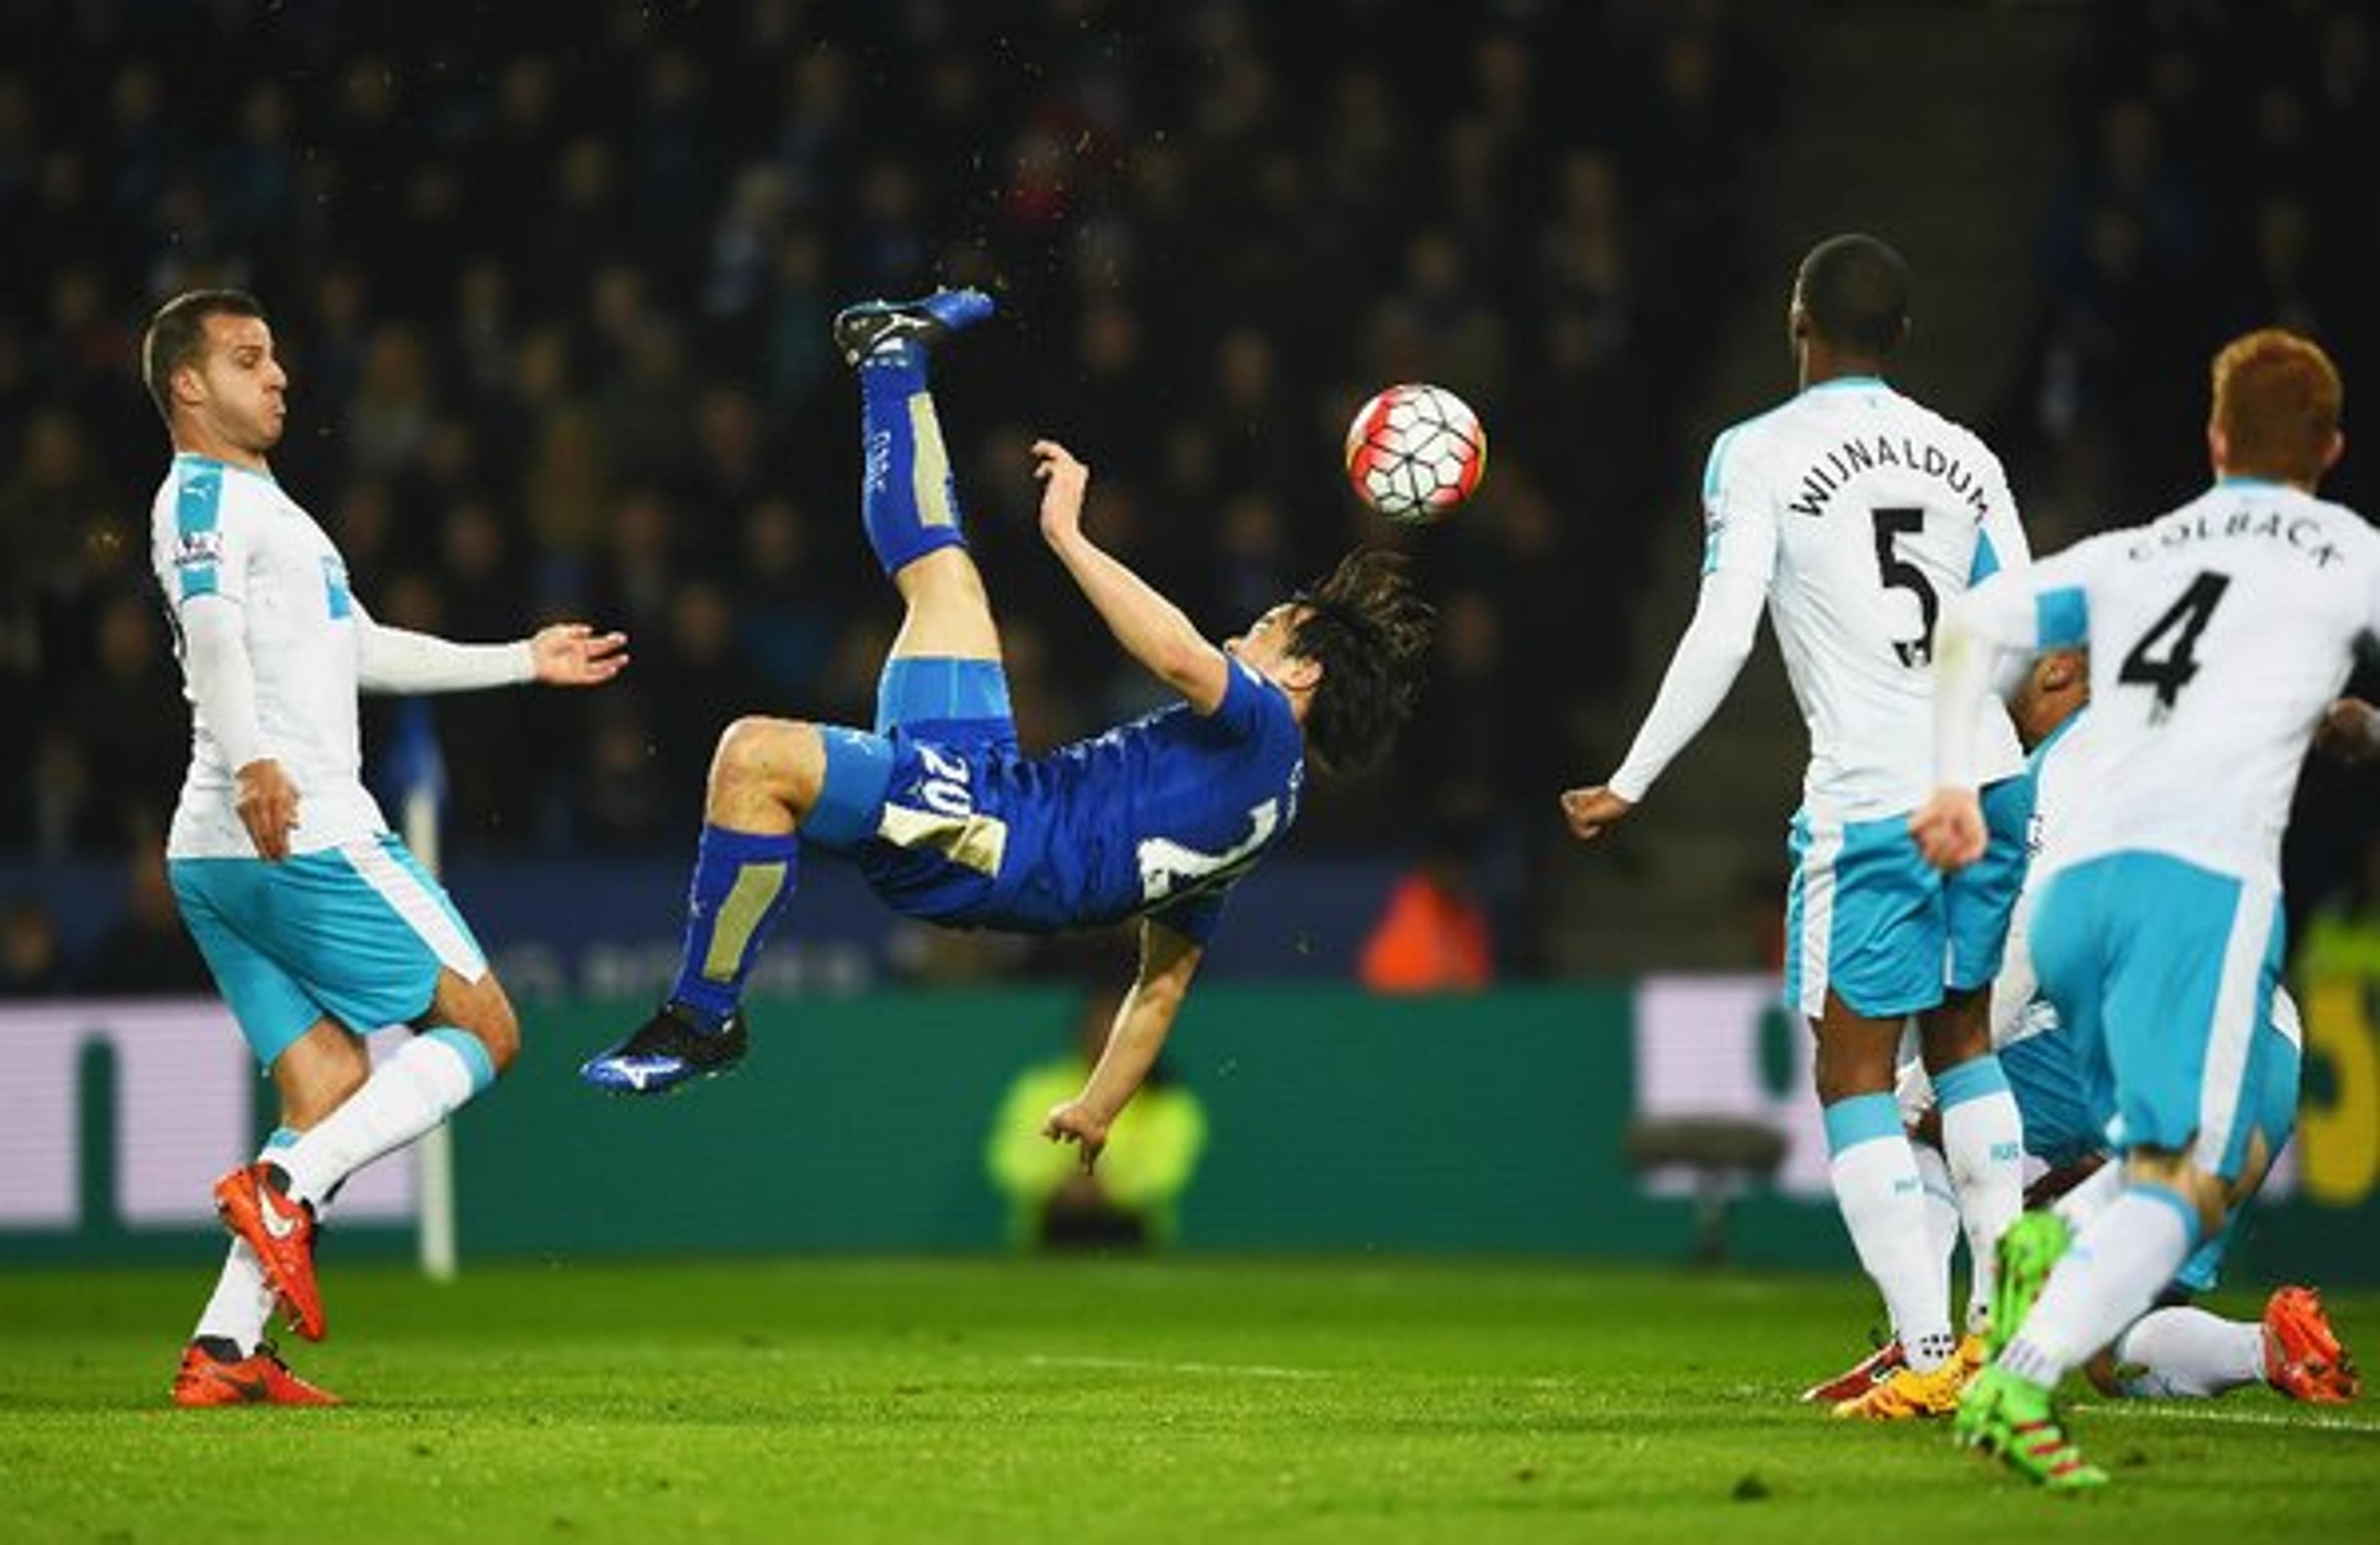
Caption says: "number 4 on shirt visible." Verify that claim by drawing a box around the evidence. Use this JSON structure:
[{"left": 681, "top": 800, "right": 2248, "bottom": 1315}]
[{"left": 2118, "top": 570, "right": 2231, "bottom": 720}]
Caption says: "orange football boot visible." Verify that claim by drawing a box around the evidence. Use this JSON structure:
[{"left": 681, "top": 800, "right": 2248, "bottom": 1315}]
[
  {"left": 172, "top": 1340, "right": 340, "bottom": 1407},
  {"left": 212, "top": 1163, "right": 325, "bottom": 1341},
  {"left": 1801, "top": 1339, "right": 1905, "bottom": 1404},
  {"left": 2263, "top": 1286, "right": 2361, "bottom": 1404}
]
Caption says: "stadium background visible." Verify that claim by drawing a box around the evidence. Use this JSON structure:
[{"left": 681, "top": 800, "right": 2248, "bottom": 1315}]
[{"left": 6, "top": 0, "right": 2380, "bottom": 1282}]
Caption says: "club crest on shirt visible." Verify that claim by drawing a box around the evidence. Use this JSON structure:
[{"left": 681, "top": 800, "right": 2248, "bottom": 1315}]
[{"left": 174, "top": 530, "right": 224, "bottom": 569}]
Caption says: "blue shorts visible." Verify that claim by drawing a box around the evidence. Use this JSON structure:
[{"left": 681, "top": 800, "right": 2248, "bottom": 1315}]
[
  {"left": 169, "top": 834, "right": 488, "bottom": 1068},
  {"left": 2029, "top": 852, "right": 2284, "bottom": 1183},
  {"left": 1784, "top": 774, "right": 2032, "bottom": 1019},
  {"left": 806, "top": 656, "right": 1018, "bottom": 924}
]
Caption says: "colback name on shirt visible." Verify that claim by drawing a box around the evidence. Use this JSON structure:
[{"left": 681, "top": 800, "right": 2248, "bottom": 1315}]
[
  {"left": 2127, "top": 499, "right": 2347, "bottom": 570},
  {"left": 1783, "top": 433, "right": 1990, "bottom": 521}
]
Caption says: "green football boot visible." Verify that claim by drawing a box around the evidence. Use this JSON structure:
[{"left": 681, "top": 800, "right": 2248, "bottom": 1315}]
[
  {"left": 1955, "top": 1364, "right": 2108, "bottom": 1490},
  {"left": 1986, "top": 1210, "right": 2071, "bottom": 1360}
]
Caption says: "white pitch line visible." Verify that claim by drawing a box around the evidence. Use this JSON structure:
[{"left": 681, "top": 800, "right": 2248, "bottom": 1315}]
[
  {"left": 1023, "top": 1354, "right": 1333, "bottom": 1381},
  {"left": 2072, "top": 1402, "right": 2380, "bottom": 1436}
]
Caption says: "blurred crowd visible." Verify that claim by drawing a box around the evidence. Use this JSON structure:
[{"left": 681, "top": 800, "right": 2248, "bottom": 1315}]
[
  {"left": 0, "top": 0, "right": 1777, "bottom": 978},
  {"left": 1988, "top": 0, "right": 2379, "bottom": 928},
  {"left": 1997, "top": 0, "right": 2374, "bottom": 547}
]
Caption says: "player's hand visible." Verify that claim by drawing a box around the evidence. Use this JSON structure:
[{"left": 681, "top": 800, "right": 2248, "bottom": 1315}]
[
  {"left": 1042, "top": 1099, "right": 1109, "bottom": 1174},
  {"left": 1031, "top": 439, "right": 1090, "bottom": 546},
  {"left": 1559, "top": 785, "right": 1634, "bottom": 843},
  {"left": 234, "top": 759, "right": 301, "bottom": 862},
  {"left": 2315, "top": 696, "right": 2380, "bottom": 764},
  {"left": 530, "top": 622, "right": 630, "bottom": 687},
  {"left": 1910, "top": 787, "right": 1986, "bottom": 871}
]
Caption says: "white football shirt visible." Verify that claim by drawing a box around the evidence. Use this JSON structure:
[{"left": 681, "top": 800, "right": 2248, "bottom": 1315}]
[
  {"left": 1703, "top": 377, "right": 2029, "bottom": 819},
  {"left": 151, "top": 452, "right": 387, "bottom": 858},
  {"left": 1962, "top": 480, "right": 2380, "bottom": 890}
]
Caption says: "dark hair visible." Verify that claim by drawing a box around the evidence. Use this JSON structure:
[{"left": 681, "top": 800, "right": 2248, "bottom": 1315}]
[
  {"left": 141, "top": 289, "right": 266, "bottom": 423},
  {"left": 1286, "top": 548, "right": 1435, "bottom": 775},
  {"left": 2211, "top": 327, "right": 2342, "bottom": 486},
  {"left": 1794, "top": 234, "right": 1909, "bottom": 358}
]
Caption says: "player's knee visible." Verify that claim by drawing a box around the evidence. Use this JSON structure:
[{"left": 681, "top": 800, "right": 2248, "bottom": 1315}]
[
  {"left": 1918, "top": 989, "right": 1990, "bottom": 1065},
  {"left": 1811, "top": 1029, "right": 1897, "bottom": 1104},
  {"left": 270, "top": 1024, "right": 372, "bottom": 1129},
  {"left": 469, "top": 998, "right": 521, "bottom": 1076},
  {"left": 431, "top": 971, "right": 521, "bottom": 1076},
  {"left": 715, "top": 715, "right": 804, "bottom": 784},
  {"left": 2123, "top": 1147, "right": 2227, "bottom": 1237}
]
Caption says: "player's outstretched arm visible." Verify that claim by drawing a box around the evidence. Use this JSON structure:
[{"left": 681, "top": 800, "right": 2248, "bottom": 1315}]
[
  {"left": 1042, "top": 917, "right": 1204, "bottom": 1172},
  {"left": 1032, "top": 439, "right": 1230, "bottom": 714},
  {"left": 355, "top": 604, "right": 627, "bottom": 695},
  {"left": 1559, "top": 568, "right": 1765, "bottom": 841}
]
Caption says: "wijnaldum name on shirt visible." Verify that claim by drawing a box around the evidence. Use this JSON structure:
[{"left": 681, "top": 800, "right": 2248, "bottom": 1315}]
[{"left": 1784, "top": 436, "right": 1989, "bottom": 520}]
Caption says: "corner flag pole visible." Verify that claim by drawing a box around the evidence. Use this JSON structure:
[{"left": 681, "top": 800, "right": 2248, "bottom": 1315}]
[{"left": 394, "top": 699, "right": 459, "bottom": 1283}]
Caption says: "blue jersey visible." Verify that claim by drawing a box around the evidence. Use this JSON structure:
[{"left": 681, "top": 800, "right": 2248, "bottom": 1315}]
[{"left": 835, "top": 658, "right": 1305, "bottom": 944}]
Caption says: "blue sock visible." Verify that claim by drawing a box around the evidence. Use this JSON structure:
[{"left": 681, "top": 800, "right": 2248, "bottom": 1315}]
[
  {"left": 858, "top": 343, "right": 969, "bottom": 575},
  {"left": 668, "top": 825, "right": 800, "bottom": 1028}
]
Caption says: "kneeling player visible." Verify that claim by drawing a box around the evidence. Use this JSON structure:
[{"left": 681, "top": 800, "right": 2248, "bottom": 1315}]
[{"left": 1811, "top": 651, "right": 2358, "bottom": 1409}]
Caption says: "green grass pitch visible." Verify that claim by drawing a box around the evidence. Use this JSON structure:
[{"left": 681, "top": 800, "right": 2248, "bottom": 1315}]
[{"left": 3, "top": 1259, "right": 2374, "bottom": 1542}]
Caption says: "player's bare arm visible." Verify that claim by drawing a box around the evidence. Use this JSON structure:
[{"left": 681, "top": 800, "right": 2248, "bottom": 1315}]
[
  {"left": 1561, "top": 568, "right": 1765, "bottom": 843},
  {"left": 1033, "top": 439, "right": 1231, "bottom": 713},
  {"left": 1042, "top": 917, "right": 1204, "bottom": 1171}
]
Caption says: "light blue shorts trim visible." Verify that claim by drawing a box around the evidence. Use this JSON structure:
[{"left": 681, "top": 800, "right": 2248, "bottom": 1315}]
[
  {"left": 169, "top": 834, "right": 487, "bottom": 1068},
  {"left": 2029, "top": 852, "right": 2283, "bottom": 1181},
  {"left": 1783, "top": 775, "right": 2031, "bottom": 1019}
]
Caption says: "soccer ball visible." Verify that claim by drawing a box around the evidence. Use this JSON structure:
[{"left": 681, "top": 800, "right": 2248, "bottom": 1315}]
[{"left": 1343, "top": 384, "right": 1486, "bottom": 523}]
